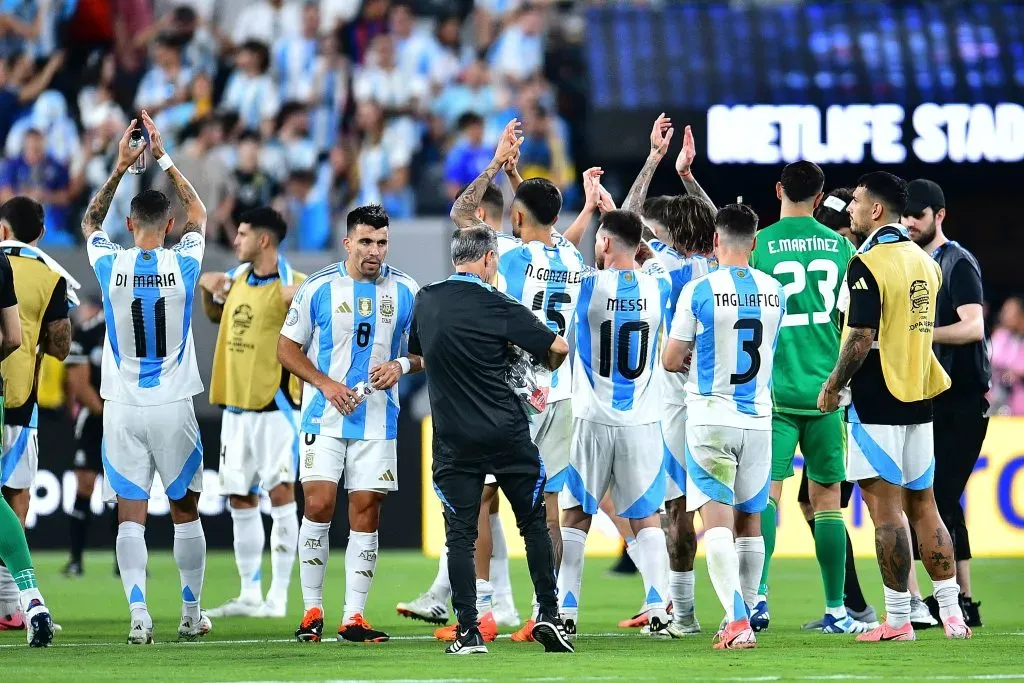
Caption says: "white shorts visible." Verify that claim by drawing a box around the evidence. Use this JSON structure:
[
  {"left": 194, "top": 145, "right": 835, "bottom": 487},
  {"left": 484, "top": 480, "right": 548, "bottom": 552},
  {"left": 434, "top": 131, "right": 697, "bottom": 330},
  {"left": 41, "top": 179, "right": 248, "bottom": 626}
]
[
  {"left": 299, "top": 432, "right": 397, "bottom": 492},
  {"left": 846, "top": 422, "right": 934, "bottom": 490},
  {"left": 102, "top": 398, "right": 204, "bottom": 502},
  {"left": 662, "top": 403, "right": 687, "bottom": 502},
  {"left": 685, "top": 423, "right": 771, "bottom": 514},
  {"left": 219, "top": 409, "right": 300, "bottom": 496},
  {"left": 1, "top": 424, "right": 38, "bottom": 490},
  {"left": 560, "top": 419, "right": 664, "bottom": 519},
  {"left": 533, "top": 399, "right": 572, "bottom": 494}
]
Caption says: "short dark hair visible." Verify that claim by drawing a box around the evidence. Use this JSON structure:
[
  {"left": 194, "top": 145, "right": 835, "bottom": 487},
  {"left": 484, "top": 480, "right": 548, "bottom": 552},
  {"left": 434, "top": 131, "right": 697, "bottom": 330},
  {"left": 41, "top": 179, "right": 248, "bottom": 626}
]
[
  {"left": 240, "top": 40, "right": 271, "bottom": 73},
  {"left": 598, "top": 210, "right": 643, "bottom": 250},
  {"left": 238, "top": 130, "right": 261, "bottom": 145},
  {"left": 482, "top": 182, "right": 504, "bottom": 218},
  {"left": 663, "top": 195, "right": 716, "bottom": 254},
  {"left": 780, "top": 160, "right": 825, "bottom": 203},
  {"left": 715, "top": 203, "right": 759, "bottom": 241},
  {"left": 641, "top": 196, "right": 669, "bottom": 224},
  {"left": 0, "top": 196, "right": 44, "bottom": 243},
  {"left": 856, "top": 171, "right": 908, "bottom": 217},
  {"left": 129, "top": 190, "right": 172, "bottom": 230},
  {"left": 456, "top": 112, "right": 484, "bottom": 131},
  {"left": 172, "top": 5, "right": 198, "bottom": 23},
  {"left": 513, "top": 178, "right": 561, "bottom": 226},
  {"left": 813, "top": 188, "right": 854, "bottom": 232},
  {"left": 451, "top": 225, "right": 497, "bottom": 265},
  {"left": 238, "top": 206, "right": 287, "bottom": 244},
  {"left": 347, "top": 204, "right": 389, "bottom": 233}
]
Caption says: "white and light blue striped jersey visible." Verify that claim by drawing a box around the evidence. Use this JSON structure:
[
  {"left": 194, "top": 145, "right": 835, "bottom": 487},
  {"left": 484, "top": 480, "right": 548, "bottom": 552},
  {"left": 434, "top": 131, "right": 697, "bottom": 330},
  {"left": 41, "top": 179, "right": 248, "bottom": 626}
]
[
  {"left": 87, "top": 230, "right": 205, "bottom": 406},
  {"left": 572, "top": 259, "right": 672, "bottom": 426},
  {"left": 495, "top": 231, "right": 586, "bottom": 403},
  {"left": 651, "top": 240, "right": 712, "bottom": 406},
  {"left": 670, "top": 266, "right": 786, "bottom": 430},
  {"left": 281, "top": 262, "right": 418, "bottom": 440}
]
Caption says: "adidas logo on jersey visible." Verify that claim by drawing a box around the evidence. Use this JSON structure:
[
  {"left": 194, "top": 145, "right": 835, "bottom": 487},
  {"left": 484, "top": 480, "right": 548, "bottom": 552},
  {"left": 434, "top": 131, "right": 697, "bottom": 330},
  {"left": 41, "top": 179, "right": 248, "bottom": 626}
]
[
  {"left": 378, "top": 470, "right": 395, "bottom": 482},
  {"left": 303, "top": 558, "right": 324, "bottom": 566},
  {"left": 336, "top": 302, "right": 352, "bottom": 314},
  {"left": 852, "top": 278, "right": 869, "bottom": 291}
]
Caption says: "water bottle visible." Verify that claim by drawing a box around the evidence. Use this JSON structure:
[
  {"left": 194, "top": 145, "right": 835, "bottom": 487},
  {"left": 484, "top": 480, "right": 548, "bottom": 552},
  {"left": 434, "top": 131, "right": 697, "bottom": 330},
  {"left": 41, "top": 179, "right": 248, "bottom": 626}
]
[
  {"left": 127, "top": 129, "right": 146, "bottom": 175},
  {"left": 350, "top": 381, "right": 375, "bottom": 405}
]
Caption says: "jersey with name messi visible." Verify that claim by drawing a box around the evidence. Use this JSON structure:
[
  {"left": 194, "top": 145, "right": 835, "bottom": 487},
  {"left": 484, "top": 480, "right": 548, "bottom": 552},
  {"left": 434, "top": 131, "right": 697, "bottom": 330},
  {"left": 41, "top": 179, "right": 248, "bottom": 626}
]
[
  {"left": 573, "top": 259, "right": 671, "bottom": 427},
  {"left": 671, "top": 266, "right": 785, "bottom": 430},
  {"left": 495, "top": 231, "right": 585, "bottom": 403},
  {"left": 651, "top": 239, "right": 712, "bottom": 406},
  {"left": 87, "top": 230, "right": 204, "bottom": 406},
  {"left": 281, "top": 262, "right": 418, "bottom": 440}
]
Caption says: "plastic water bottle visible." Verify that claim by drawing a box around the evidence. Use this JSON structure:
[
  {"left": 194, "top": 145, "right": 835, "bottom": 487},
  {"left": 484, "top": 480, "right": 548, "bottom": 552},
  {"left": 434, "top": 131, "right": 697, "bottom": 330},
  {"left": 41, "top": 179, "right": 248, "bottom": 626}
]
[
  {"left": 127, "top": 129, "right": 146, "bottom": 175},
  {"left": 350, "top": 381, "right": 375, "bottom": 405}
]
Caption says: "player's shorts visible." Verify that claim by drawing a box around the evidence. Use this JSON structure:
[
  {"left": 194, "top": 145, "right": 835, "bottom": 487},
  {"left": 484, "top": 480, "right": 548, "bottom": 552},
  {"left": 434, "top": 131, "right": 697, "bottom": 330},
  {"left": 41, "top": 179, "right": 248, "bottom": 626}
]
[
  {"left": 219, "top": 409, "right": 300, "bottom": 496},
  {"left": 1, "top": 423, "right": 39, "bottom": 489},
  {"left": 101, "top": 398, "right": 204, "bottom": 502},
  {"left": 771, "top": 411, "right": 846, "bottom": 485},
  {"left": 662, "top": 403, "right": 687, "bottom": 503},
  {"left": 532, "top": 399, "right": 572, "bottom": 494},
  {"left": 299, "top": 432, "right": 397, "bottom": 492},
  {"left": 560, "top": 419, "right": 664, "bottom": 519},
  {"left": 685, "top": 423, "right": 771, "bottom": 514},
  {"left": 73, "top": 411, "right": 104, "bottom": 473},
  {"left": 846, "top": 422, "right": 934, "bottom": 490},
  {"left": 797, "top": 467, "right": 855, "bottom": 508}
]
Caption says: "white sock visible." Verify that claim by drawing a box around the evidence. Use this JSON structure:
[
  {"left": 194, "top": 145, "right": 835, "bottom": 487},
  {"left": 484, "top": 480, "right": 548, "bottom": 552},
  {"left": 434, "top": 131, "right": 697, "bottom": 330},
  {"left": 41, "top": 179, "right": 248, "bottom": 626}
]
[
  {"left": 476, "top": 578, "right": 494, "bottom": 616},
  {"left": 298, "top": 518, "right": 330, "bottom": 610},
  {"left": 230, "top": 506, "right": 264, "bottom": 603},
  {"left": 625, "top": 537, "right": 640, "bottom": 569},
  {"left": 343, "top": 530, "right": 378, "bottom": 623},
  {"left": 488, "top": 513, "right": 513, "bottom": 602},
  {"left": 429, "top": 545, "right": 451, "bottom": 602},
  {"left": 530, "top": 593, "right": 539, "bottom": 621},
  {"left": 883, "top": 586, "right": 912, "bottom": 628},
  {"left": 174, "top": 519, "right": 206, "bottom": 620},
  {"left": 669, "top": 570, "right": 696, "bottom": 617},
  {"left": 704, "top": 526, "right": 745, "bottom": 622},
  {"left": 268, "top": 502, "right": 298, "bottom": 606},
  {"left": 635, "top": 527, "right": 670, "bottom": 611},
  {"left": 932, "top": 577, "right": 964, "bottom": 622},
  {"left": 557, "top": 527, "right": 586, "bottom": 619},
  {"left": 0, "top": 567, "right": 20, "bottom": 617},
  {"left": 116, "top": 521, "right": 149, "bottom": 615},
  {"left": 734, "top": 536, "right": 765, "bottom": 608},
  {"left": 18, "top": 587, "right": 43, "bottom": 613}
]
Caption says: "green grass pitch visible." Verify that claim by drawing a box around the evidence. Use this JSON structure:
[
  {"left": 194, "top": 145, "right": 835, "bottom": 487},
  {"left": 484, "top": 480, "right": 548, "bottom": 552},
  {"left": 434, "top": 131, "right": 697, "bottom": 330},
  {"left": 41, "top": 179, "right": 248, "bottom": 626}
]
[{"left": 3, "top": 551, "right": 1023, "bottom": 681}]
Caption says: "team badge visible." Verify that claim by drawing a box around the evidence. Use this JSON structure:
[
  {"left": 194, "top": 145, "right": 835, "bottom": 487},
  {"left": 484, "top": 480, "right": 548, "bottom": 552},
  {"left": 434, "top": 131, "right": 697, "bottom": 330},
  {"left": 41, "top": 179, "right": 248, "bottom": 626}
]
[
  {"left": 736, "top": 269, "right": 747, "bottom": 278},
  {"left": 285, "top": 307, "right": 299, "bottom": 325},
  {"left": 358, "top": 297, "right": 373, "bottom": 317},
  {"left": 380, "top": 296, "right": 395, "bottom": 320},
  {"left": 624, "top": 272, "right": 634, "bottom": 283},
  {"left": 304, "top": 452, "right": 314, "bottom": 469},
  {"left": 232, "top": 304, "right": 254, "bottom": 333}
]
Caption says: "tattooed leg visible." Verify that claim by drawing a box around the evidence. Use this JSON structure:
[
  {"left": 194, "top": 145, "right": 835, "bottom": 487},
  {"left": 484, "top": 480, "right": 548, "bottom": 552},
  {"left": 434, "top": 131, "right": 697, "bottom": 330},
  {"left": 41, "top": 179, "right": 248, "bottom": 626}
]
[
  {"left": 905, "top": 487, "right": 956, "bottom": 582},
  {"left": 860, "top": 478, "right": 911, "bottom": 591}
]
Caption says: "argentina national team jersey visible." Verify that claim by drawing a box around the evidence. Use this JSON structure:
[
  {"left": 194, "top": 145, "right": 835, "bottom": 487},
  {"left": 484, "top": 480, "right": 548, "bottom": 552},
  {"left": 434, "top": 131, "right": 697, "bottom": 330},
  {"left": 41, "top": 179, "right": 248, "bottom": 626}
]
[
  {"left": 572, "top": 259, "right": 672, "bottom": 426},
  {"left": 495, "top": 231, "right": 585, "bottom": 403},
  {"left": 670, "top": 266, "right": 786, "bottom": 430},
  {"left": 281, "top": 262, "right": 418, "bottom": 440},
  {"left": 87, "top": 231, "right": 205, "bottom": 406}
]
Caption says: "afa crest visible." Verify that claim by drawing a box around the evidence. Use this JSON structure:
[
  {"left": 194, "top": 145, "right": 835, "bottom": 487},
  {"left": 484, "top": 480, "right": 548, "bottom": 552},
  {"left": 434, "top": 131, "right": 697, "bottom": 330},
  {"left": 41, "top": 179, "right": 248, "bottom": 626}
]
[
  {"left": 380, "top": 296, "right": 395, "bottom": 319},
  {"left": 358, "top": 297, "right": 374, "bottom": 317},
  {"left": 623, "top": 272, "right": 635, "bottom": 283}
]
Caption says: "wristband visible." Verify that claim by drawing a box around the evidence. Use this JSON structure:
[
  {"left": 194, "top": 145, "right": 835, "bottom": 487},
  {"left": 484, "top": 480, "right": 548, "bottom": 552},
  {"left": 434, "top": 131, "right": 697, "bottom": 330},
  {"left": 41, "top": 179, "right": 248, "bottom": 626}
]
[
  {"left": 678, "top": 169, "right": 693, "bottom": 179},
  {"left": 157, "top": 154, "right": 174, "bottom": 171},
  {"left": 396, "top": 357, "right": 412, "bottom": 374}
]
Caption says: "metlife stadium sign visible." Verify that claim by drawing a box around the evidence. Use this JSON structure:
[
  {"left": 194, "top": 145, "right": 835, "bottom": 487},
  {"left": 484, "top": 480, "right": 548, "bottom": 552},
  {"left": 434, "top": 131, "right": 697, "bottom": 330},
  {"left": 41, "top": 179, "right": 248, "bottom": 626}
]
[{"left": 707, "top": 103, "right": 1024, "bottom": 165}]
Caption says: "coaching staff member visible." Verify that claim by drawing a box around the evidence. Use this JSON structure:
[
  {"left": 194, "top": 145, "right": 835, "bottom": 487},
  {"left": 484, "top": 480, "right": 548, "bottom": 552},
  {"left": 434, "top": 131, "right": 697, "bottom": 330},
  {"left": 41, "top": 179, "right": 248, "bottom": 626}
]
[
  {"left": 902, "top": 179, "right": 989, "bottom": 627},
  {"left": 409, "top": 225, "right": 574, "bottom": 655}
]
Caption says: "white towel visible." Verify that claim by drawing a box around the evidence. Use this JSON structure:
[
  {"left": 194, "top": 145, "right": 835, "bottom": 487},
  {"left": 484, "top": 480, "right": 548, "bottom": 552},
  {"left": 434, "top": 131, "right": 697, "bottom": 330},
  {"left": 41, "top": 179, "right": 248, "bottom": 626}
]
[{"left": 0, "top": 240, "right": 82, "bottom": 307}]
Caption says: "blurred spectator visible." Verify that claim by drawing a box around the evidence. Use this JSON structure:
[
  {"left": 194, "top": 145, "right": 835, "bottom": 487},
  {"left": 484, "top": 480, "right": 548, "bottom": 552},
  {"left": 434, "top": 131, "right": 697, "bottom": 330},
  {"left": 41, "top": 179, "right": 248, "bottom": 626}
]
[
  {"left": 170, "top": 4, "right": 220, "bottom": 76},
  {"left": 284, "top": 167, "right": 332, "bottom": 250},
  {"left": 432, "top": 58, "right": 497, "bottom": 129},
  {"left": 489, "top": 3, "right": 545, "bottom": 83},
  {"left": 323, "top": 141, "right": 355, "bottom": 215},
  {"left": 517, "top": 104, "right": 571, "bottom": 192},
  {"left": 113, "top": 0, "right": 155, "bottom": 75},
  {"left": 78, "top": 52, "right": 126, "bottom": 133},
  {"left": 222, "top": 132, "right": 281, "bottom": 243},
  {"left": 428, "top": 14, "right": 470, "bottom": 90},
  {"left": 134, "top": 33, "right": 192, "bottom": 115},
  {"left": 390, "top": 2, "right": 436, "bottom": 82},
  {"left": 154, "top": 116, "right": 230, "bottom": 240},
  {"left": 0, "top": 128, "right": 73, "bottom": 244},
  {"left": 354, "top": 101, "right": 413, "bottom": 218},
  {"left": 0, "top": 51, "right": 63, "bottom": 147},
  {"left": 0, "top": 0, "right": 45, "bottom": 59},
  {"left": 222, "top": 40, "right": 280, "bottom": 136},
  {"left": 6, "top": 89, "right": 81, "bottom": 166},
  {"left": 273, "top": 3, "right": 320, "bottom": 103},
  {"left": 309, "top": 32, "right": 348, "bottom": 151},
  {"left": 338, "top": 0, "right": 390, "bottom": 65},
  {"left": 233, "top": 0, "right": 301, "bottom": 48},
  {"left": 353, "top": 34, "right": 426, "bottom": 157},
  {"left": 990, "top": 296, "right": 1024, "bottom": 416},
  {"left": 262, "top": 102, "right": 318, "bottom": 177},
  {"left": 444, "top": 112, "right": 491, "bottom": 201},
  {"left": 320, "top": 0, "right": 360, "bottom": 35}
]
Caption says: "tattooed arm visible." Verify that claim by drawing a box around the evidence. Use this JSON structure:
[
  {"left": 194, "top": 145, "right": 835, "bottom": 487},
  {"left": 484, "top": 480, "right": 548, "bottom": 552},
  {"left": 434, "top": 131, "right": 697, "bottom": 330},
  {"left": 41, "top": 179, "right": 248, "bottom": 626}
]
[
  {"left": 82, "top": 120, "right": 145, "bottom": 238},
  {"left": 825, "top": 327, "right": 874, "bottom": 391},
  {"left": 141, "top": 110, "right": 207, "bottom": 235},
  {"left": 451, "top": 119, "right": 523, "bottom": 229},
  {"left": 622, "top": 113, "right": 673, "bottom": 215},
  {"left": 41, "top": 318, "right": 72, "bottom": 361}
]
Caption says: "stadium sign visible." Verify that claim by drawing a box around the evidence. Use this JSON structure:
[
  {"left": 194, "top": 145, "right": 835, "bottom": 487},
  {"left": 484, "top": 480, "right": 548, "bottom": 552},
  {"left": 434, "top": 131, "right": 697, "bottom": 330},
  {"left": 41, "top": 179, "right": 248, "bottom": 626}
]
[{"left": 707, "top": 103, "right": 1024, "bottom": 165}]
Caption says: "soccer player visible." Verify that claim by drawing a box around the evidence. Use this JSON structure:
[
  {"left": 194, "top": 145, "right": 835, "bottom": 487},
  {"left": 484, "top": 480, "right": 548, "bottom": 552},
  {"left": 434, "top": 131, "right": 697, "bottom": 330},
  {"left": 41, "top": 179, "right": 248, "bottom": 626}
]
[
  {"left": 663, "top": 204, "right": 786, "bottom": 650},
  {"left": 557, "top": 209, "right": 673, "bottom": 638},
  {"left": 0, "top": 196, "right": 72, "bottom": 629},
  {"left": 63, "top": 296, "right": 107, "bottom": 578},
  {"left": 279, "top": 204, "right": 421, "bottom": 644},
  {"left": 814, "top": 188, "right": 862, "bottom": 248},
  {"left": 818, "top": 171, "right": 971, "bottom": 641},
  {"left": 200, "top": 207, "right": 304, "bottom": 619},
  {"left": 81, "top": 112, "right": 211, "bottom": 644},
  {"left": 749, "top": 162, "right": 869, "bottom": 634},
  {"left": 0, "top": 249, "right": 53, "bottom": 647}
]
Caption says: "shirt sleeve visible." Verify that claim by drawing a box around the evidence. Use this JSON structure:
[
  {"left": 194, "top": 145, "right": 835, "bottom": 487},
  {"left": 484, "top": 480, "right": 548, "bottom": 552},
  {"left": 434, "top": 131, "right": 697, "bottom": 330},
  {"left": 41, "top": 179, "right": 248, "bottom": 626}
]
[
  {"left": 172, "top": 231, "right": 206, "bottom": 264},
  {"left": 947, "top": 257, "right": 984, "bottom": 310},
  {"left": 669, "top": 281, "right": 698, "bottom": 342},
  {"left": 281, "top": 278, "right": 318, "bottom": 347},
  {"left": 0, "top": 253, "right": 16, "bottom": 308},
  {"left": 845, "top": 256, "right": 881, "bottom": 329},
  {"left": 43, "top": 277, "right": 69, "bottom": 323},
  {"left": 500, "top": 293, "right": 557, "bottom": 361},
  {"left": 86, "top": 230, "right": 122, "bottom": 266}
]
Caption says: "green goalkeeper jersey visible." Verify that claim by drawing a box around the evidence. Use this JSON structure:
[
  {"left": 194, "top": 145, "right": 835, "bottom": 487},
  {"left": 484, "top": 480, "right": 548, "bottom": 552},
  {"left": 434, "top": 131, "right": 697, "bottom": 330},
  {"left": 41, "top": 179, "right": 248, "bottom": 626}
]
[{"left": 750, "top": 216, "right": 857, "bottom": 414}]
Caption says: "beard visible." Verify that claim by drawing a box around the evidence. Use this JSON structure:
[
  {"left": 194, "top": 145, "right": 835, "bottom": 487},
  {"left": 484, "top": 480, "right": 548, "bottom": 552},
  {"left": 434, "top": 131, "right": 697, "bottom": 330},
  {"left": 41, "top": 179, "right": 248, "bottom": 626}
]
[
  {"left": 511, "top": 220, "right": 522, "bottom": 239},
  {"left": 909, "top": 217, "right": 937, "bottom": 246}
]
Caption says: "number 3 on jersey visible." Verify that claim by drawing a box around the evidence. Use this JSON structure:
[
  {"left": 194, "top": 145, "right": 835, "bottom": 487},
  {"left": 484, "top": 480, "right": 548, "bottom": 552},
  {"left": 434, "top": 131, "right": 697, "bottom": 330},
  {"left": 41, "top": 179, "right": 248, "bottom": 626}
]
[{"left": 772, "top": 259, "right": 838, "bottom": 327}]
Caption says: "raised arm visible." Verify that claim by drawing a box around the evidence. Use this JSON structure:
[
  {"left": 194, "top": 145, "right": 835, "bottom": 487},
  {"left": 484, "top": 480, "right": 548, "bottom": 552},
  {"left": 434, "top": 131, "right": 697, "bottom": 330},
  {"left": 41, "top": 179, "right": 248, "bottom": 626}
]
[
  {"left": 504, "top": 147, "right": 524, "bottom": 193},
  {"left": 622, "top": 113, "right": 674, "bottom": 215},
  {"left": 450, "top": 118, "right": 523, "bottom": 229},
  {"left": 141, "top": 110, "right": 207, "bottom": 235},
  {"left": 561, "top": 167, "right": 604, "bottom": 247},
  {"left": 675, "top": 125, "right": 715, "bottom": 207},
  {"left": 81, "top": 120, "right": 145, "bottom": 238}
]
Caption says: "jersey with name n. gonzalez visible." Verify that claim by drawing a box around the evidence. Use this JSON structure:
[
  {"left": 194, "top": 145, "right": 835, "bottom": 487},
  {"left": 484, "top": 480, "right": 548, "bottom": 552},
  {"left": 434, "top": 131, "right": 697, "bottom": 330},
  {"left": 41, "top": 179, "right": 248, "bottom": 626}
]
[
  {"left": 572, "top": 259, "right": 672, "bottom": 426},
  {"left": 495, "top": 231, "right": 585, "bottom": 403},
  {"left": 87, "top": 230, "right": 205, "bottom": 406},
  {"left": 750, "top": 216, "right": 856, "bottom": 414},
  {"left": 281, "top": 262, "right": 418, "bottom": 440}
]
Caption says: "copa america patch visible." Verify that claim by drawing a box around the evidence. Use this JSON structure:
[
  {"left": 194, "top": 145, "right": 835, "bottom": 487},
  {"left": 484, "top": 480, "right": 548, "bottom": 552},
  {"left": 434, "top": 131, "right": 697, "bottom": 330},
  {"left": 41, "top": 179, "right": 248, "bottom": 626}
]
[{"left": 285, "top": 307, "right": 299, "bottom": 325}]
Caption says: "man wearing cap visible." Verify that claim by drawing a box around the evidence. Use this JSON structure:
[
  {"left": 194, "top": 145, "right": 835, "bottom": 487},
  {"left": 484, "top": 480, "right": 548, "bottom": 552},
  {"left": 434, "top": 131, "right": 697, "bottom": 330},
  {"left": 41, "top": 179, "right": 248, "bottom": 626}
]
[{"left": 902, "top": 179, "right": 989, "bottom": 628}]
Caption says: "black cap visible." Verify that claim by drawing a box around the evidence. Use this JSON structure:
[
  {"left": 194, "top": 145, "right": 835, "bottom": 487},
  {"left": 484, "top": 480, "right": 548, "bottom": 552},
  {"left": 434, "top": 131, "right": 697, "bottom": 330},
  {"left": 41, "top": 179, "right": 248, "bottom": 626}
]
[{"left": 904, "top": 179, "right": 945, "bottom": 216}]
